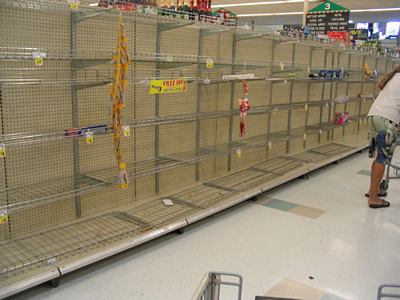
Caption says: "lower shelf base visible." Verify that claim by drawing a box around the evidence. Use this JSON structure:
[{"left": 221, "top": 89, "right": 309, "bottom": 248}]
[{"left": 0, "top": 141, "right": 368, "bottom": 299}]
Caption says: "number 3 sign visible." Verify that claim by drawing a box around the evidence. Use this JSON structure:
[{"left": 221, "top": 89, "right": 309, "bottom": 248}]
[{"left": 324, "top": 3, "right": 331, "bottom": 10}]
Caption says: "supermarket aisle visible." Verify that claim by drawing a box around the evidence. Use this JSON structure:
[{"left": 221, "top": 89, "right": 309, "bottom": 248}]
[{"left": 9, "top": 150, "right": 400, "bottom": 300}]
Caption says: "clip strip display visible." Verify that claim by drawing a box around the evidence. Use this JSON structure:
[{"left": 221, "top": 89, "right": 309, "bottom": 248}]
[{"left": 110, "top": 16, "right": 130, "bottom": 189}]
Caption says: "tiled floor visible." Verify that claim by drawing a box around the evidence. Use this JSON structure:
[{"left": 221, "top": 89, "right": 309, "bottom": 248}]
[{"left": 8, "top": 149, "right": 400, "bottom": 300}]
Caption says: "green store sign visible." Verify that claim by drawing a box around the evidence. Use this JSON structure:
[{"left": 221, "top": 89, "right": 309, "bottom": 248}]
[
  {"left": 306, "top": 0, "right": 351, "bottom": 35},
  {"left": 308, "top": 0, "right": 350, "bottom": 14}
]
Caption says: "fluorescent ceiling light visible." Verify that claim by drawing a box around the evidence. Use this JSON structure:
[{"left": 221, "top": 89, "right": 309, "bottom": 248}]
[
  {"left": 238, "top": 7, "right": 400, "bottom": 17},
  {"left": 238, "top": 11, "right": 302, "bottom": 17},
  {"left": 352, "top": 8, "right": 400, "bottom": 13},
  {"left": 212, "top": 0, "right": 317, "bottom": 9},
  {"left": 89, "top": 3, "right": 98, "bottom": 6}
]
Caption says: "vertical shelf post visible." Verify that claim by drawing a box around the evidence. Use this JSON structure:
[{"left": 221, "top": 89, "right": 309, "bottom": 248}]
[
  {"left": 71, "top": 12, "right": 81, "bottom": 218},
  {"left": 195, "top": 29, "right": 203, "bottom": 181},
  {"left": 227, "top": 34, "right": 237, "bottom": 172},
  {"left": 286, "top": 42, "right": 296, "bottom": 153},
  {"left": 318, "top": 48, "right": 328, "bottom": 144},
  {"left": 154, "top": 22, "right": 161, "bottom": 194}
]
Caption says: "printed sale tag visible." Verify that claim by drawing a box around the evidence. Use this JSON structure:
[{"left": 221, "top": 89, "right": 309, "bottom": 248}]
[
  {"left": 123, "top": 125, "right": 130, "bottom": 137},
  {"left": 0, "top": 144, "right": 6, "bottom": 158},
  {"left": 32, "top": 51, "right": 46, "bottom": 66},
  {"left": 68, "top": 0, "right": 80, "bottom": 10},
  {"left": 85, "top": 131, "right": 93, "bottom": 144},
  {"left": 206, "top": 58, "right": 214, "bottom": 69},
  {"left": 149, "top": 79, "right": 187, "bottom": 95},
  {"left": 0, "top": 210, "right": 8, "bottom": 225},
  {"left": 236, "top": 148, "right": 242, "bottom": 159}
]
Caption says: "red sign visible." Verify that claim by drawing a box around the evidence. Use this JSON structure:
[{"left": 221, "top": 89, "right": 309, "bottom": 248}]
[{"left": 328, "top": 31, "right": 349, "bottom": 42}]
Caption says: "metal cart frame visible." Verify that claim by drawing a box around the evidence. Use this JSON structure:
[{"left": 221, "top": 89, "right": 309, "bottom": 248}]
[
  {"left": 192, "top": 272, "right": 243, "bottom": 300},
  {"left": 378, "top": 284, "right": 400, "bottom": 299}
]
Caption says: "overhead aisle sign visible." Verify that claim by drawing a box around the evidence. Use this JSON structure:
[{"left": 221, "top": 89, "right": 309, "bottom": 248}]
[{"left": 306, "top": 0, "right": 350, "bottom": 35}]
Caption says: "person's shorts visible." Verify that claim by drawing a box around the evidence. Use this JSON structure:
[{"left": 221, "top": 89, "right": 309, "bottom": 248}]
[{"left": 368, "top": 115, "right": 398, "bottom": 164}]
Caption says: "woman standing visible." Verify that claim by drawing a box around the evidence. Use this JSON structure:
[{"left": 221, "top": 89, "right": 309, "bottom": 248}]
[{"left": 367, "top": 65, "right": 400, "bottom": 208}]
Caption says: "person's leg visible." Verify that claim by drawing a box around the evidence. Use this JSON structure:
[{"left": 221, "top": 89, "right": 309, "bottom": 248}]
[{"left": 368, "top": 160, "right": 386, "bottom": 205}]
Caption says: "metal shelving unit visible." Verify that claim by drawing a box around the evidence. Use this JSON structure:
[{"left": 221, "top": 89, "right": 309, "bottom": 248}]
[{"left": 0, "top": 0, "right": 398, "bottom": 298}]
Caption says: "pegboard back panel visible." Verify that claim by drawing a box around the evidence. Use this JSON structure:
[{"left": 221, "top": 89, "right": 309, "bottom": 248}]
[
  {"left": 159, "top": 122, "right": 196, "bottom": 155},
  {"left": 294, "top": 44, "right": 311, "bottom": 65},
  {"left": 275, "top": 43, "right": 294, "bottom": 64},
  {"left": 159, "top": 165, "right": 196, "bottom": 193},
  {"left": 289, "top": 137, "right": 304, "bottom": 154},
  {"left": 362, "top": 82, "right": 375, "bottom": 96},
  {"left": 360, "top": 100, "right": 373, "bottom": 116},
  {"left": 270, "top": 111, "right": 289, "bottom": 133},
  {"left": 200, "top": 84, "right": 219, "bottom": 112},
  {"left": 2, "top": 84, "right": 72, "bottom": 134},
  {"left": 201, "top": 34, "right": 219, "bottom": 58},
  {"left": 9, "top": 198, "right": 77, "bottom": 238},
  {"left": 311, "top": 49, "right": 327, "bottom": 69},
  {"left": 308, "top": 107, "right": 322, "bottom": 126},
  {"left": 291, "top": 108, "right": 306, "bottom": 129},
  {"left": 135, "top": 17, "right": 157, "bottom": 54},
  {"left": 271, "top": 82, "right": 290, "bottom": 104},
  {"left": 268, "top": 141, "right": 287, "bottom": 158},
  {"left": 80, "top": 185, "right": 134, "bottom": 217},
  {"left": 305, "top": 133, "right": 319, "bottom": 149},
  {"left": 159, "top": 82, "right": 197, "bottom": 116},
  {"left": 236, "top": 38, "right": 273, "bottom": 62},
  {"left": 219, "top": 31, "right": 234, "bottom": 61},
  {"left": 216, "top": 83, "right": 233, "bottom": 111},
  {"left": 232, "top": 114, "right": 268, "bottom": 141},
  {"left": 309, "top": 82, "right": 324, "bottom": 101},
  {"left": 160, "top": 27, "right": 199, "bottom": 56},
  {"left": 245, "top": 81, "right": 269, "bottom": 107},
  {"left": 0, "top": 6, "right": 70, "bottom": 49},
  {"left": 231, "top": 148, "right": 266, "bottom": 171},
  {"left": 324, "top": 82, "right": 334, "bottom": 100},
  {"left": 292, "top": 83, "right": 309, "bottom": 103},
  {"left": 76, "top": 14, "right": 134, "bottom": 56},
  {"left": 4, "top": 140, "right": 74, "bottom": 188},
  {"left": 200, "top": 119, "right": 218, "bottom": 148},
  {"left": 348, "top": 83, "right": 362, "bottom": 97}
]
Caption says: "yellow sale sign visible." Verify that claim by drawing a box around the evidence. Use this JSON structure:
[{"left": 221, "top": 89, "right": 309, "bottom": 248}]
[{"left": 149, "top": 79, "right": 187, "bottom": 95}]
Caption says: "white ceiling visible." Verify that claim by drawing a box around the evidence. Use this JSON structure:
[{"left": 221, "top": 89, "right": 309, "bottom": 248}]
[{"left": 211, "top": 0, "right": 400, "bottom": 25}]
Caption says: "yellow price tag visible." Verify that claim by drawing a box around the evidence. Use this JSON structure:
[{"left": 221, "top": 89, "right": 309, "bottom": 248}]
[
  {"left": 206, "top": 58, "right": 214, "bottom": 69},
  {"left": 0, "top": 210, "right": 8, "bottom": 225},
  {"left": 85, "top": 131, "right": 93, "bottom": 144},
  {"left": 236, "top": 148, "right": 242, "bottom": 159},
  {"left": 34, "top": 57, "right": 43, "bottom": 66},
  {"left": 0, "top": 144, "right": 6, "bottom": 158},
  {"left": 33, "top": 51, "right": 46, "bottom": 66},
  {"left": 123, "top": 125, "right": 130, "bottom": 137},
  {"left": 69, "top": 0, "right": 79, "bottom": 10}
]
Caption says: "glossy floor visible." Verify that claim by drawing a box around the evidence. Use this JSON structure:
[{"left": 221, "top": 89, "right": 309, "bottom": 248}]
[{"left": 9, "top": 150, "right": 400, "bottom": 300}]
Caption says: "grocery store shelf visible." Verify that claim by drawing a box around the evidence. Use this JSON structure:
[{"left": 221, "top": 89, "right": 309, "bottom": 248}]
[{"left": 0, "top": 141, "right": 367, "bottom": 299}]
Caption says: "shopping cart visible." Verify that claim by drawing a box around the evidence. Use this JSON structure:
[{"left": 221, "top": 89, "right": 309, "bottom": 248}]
[
  {"left": 191, "top": 272, "right": 243, "bottom": 300},
  {"left": 377, "top": 284, "right": 400, "bottom": 299},
  {"left": 378, "top": 135, "right": 400, "bottom": 194}
]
